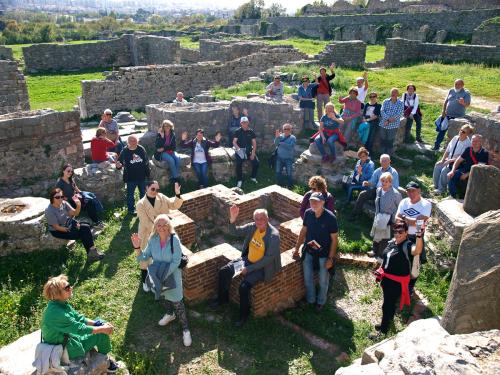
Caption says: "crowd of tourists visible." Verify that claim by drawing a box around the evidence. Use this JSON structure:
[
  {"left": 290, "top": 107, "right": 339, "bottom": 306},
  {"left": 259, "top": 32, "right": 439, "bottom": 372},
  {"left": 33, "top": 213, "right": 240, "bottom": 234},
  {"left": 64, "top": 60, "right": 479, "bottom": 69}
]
[{"left": 38, "top": 69, "right": 490, "bottom": 372}]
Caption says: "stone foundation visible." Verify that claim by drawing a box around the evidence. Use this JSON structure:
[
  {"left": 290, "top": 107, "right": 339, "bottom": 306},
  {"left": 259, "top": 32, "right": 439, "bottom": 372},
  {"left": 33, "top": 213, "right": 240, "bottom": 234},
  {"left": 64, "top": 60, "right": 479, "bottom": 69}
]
[
  {"left": 0, "top": 197, "right": 69, "bottom": 256},
  {"left": 79, "top": 47, "right": 307, "bottom": 118},
  {"left": 434, "top": 197, "right": 474, "bottom": 252},
  {"left": 0, "top": 46, "right": 14, "bottom": 60},
  {"left": 0, "top": 60, "right": 30, "bottom": 115},
  {"left": 0, "top": 110, "right": 84, "bottom": 197},
  {"left": 73, "top": 164, "right": 124, "bottom": 204},
  {"left": 315, "top": 40, "right": 367, "bottom": 68}
]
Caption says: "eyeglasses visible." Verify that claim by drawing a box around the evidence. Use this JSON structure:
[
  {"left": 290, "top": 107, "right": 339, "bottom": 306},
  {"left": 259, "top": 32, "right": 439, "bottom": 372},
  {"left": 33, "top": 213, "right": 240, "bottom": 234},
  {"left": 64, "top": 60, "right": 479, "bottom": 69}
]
[
  {"left": 150, "top": 187, "right": 158, "bottom": 192},
  {"left": 53, "top": 195, "right": 63, "bottom": 199},
  {"left": 63, "top": 284, "right": 72, "bottom": 291},
  {"left": 283, "top": 128, "right": 292, "bottom": 131}
]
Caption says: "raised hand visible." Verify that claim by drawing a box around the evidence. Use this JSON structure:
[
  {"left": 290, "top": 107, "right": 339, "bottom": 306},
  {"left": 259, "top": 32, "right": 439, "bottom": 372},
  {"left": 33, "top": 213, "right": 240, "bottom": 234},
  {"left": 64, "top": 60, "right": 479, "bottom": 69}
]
[
  {"left": 330, "top": 62, "right": 335, "bottom": 70},
  {"left": 174, "top": 182, "right": 181, "bottom": 196},
  {"left": 72, "top": 194, "right": 81, "bottom": 204},
  {"left": 229, "top": 204, "right": 239, "bottom": 222},
  {"left": 130, "top": 233, "right": 141, "bottom": 249}
]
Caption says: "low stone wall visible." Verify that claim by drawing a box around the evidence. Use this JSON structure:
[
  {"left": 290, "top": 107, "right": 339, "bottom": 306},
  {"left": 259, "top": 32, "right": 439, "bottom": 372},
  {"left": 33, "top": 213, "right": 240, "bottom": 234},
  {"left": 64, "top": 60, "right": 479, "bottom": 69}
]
[
  {"left": 23, "top": 33, "right": 180, "bottom": 73},
  {"left": 472, "top": 18, "right": 500, "bottom": 46},
  {"left": 180, "top": 47, "right": 201, "bottom": 63},
  {"left": 199, "top": 39, "right": 271, "bottom": 62},
  {"left": 0, "top": 60, "right": 30, "bottom": 115},
  {"left": 447, "top": 112, "right": 500, "bottom": 169},
  {"left": 0, "top": 110, "right": 84, "bottom": 197},
  {"left": 0, "top": 46, "right": 13, "bottom": 60},
  {"left": 145, "top": 97, "right": 303, "bottom": 150},
  {"left": 315, "top": 40, "right": 366, "bottom": 68},
  {"left": 79, "top": 47, "right": 307, "bottom": 118},
  {"left": 384, "top": 38, "right": 500, "bottom": 67}
]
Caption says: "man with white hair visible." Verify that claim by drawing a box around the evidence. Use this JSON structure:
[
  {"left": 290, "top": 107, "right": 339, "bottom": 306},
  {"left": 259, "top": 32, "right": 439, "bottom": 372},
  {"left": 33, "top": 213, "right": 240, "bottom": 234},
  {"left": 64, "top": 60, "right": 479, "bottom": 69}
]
[
  {"left": 210, "top": 205, "right": 281, "bottom": 327},
  {"left": 99, "top": 108, "right": 124, "bottom": 154},
  {"left": 351, "top": 154, "right": 400, "bottom": 217},
  {"left": 116, "top": 135, "right": 150, "bottom": 216},
  {"left": 356, "top": 71, "right": 369, "bottom": 102}
]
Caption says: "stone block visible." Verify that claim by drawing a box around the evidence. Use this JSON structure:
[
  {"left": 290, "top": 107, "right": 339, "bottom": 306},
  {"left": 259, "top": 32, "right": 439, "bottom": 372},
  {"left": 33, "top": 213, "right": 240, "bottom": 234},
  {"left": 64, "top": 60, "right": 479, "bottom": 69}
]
[
  {"left": 463, "top": 164, "right": 500, "bottom": 216},
  {"left": 0, "top": 60, "right": 30, "bottom": 114},
  {"left": 434, "top": 197, "right": 474, "bottom": 251}
]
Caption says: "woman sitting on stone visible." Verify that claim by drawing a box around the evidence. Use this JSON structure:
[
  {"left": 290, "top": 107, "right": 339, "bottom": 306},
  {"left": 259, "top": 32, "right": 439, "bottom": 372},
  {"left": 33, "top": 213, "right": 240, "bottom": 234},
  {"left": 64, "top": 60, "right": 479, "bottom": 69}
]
[
  {"left": 56, "top": 164, "right": 104, "bottom": 229},
  {"left": 312, "top": 102, "right": 346, "bottom": 163},
  {"left": 45, "top": 187, "right": 104, "bottom": 262},
  {"left": 154, "top": 120, "right": 180, "bottom": 183},
  {"left": 368, "top": 172, "right": 402, "bottom": 259},
  {"left": 136, "top": 180, "right": 183, "bottom": 292},
  {"left": 40, "top": 274, "right": 118, "bottom": 372},
  {"left": 91, "top": 128, "right": 117, "bottom": 164},
  {"left": 131, "top": 214, "right": 192, "bottom": 347},
  {"left": 339, "top": 87, "right": 363, "bottom": 144},
  {"left": 300, "top": 175, "right": 336, "bottom": 219},
  {"left": 181, "top": 129, "right": 221, "bottom": 188},
  {"left": 345, "top": 147, "right": 375, "bottom": 202},
  {"left": 373, "top": 221, "right": 423, "bottom": 335}
]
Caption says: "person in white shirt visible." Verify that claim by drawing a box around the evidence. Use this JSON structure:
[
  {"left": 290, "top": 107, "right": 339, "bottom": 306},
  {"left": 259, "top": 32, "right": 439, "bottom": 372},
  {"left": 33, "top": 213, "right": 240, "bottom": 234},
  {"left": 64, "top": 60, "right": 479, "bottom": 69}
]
[
  {"left": 356, "top": 72, "right": 369, "bottom": 102},
  {"left": 432, "top": 124, "right": 474, "bottom": 195},
  {"left": 396, "top": 181, "right": 432, "bottom": 296},
  {"left": 402, "top": 84, "right": 422, "bottom": 143},
  {"left": 173, "top": 92, "right": 188, "bottom": 105}
]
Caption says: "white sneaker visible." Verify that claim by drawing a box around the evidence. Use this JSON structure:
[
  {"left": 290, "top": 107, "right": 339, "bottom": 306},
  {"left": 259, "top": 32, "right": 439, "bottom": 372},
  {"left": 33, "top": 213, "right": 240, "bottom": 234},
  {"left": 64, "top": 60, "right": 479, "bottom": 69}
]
[
  {"left": 158, "top": 313, "right": 176, "bottom": 326},
  {"left": 433, "top": 189, "right": 442, "bottom": 195},
  {"left": 183, "top": 329, "right": 192, "bottom": 347},
  {"left": 250, "top": 178, "right": 258, "bottom": 183},
  {"left": 142, "top": 282, "right": 150, "bottom": 293},
  {"left": 236, "top": 180, "right": 242, "bottom": 188}
]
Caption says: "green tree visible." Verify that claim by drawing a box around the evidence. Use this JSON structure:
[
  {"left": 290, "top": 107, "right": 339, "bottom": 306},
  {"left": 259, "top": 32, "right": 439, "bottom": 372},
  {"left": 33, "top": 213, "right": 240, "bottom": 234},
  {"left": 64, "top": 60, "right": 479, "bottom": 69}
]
[
  {"left": 264, "top": 3, "right": 286, "bottom": 18},
  {"left": 234, "top": 0, "right": 264, "bottom": 20}
]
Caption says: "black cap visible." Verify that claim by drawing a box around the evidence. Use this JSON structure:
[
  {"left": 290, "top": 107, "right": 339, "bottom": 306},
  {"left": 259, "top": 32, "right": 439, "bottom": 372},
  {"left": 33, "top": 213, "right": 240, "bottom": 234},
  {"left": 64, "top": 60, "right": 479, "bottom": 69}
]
[{"left": 406, "top": 181, "right": 421, "bottom": 190}]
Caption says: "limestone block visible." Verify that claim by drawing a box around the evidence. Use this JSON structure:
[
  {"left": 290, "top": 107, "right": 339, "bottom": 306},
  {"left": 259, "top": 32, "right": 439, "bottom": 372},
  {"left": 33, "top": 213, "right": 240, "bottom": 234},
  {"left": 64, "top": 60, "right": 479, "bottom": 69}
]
[
  {"left": 74, "top": 165, "right": 124, "bottom": 204},
  {"left": 293, "top": 149, "right": 348, "bottom": 187},
  {"left": 442, "top": 210, "right": 500, "bottom": 334},
  {"left": 434, "top": 197, "right": 474, "bottom": 251},
  {"left": 463, "top": 164, "right": 500, "bottom": 216}
]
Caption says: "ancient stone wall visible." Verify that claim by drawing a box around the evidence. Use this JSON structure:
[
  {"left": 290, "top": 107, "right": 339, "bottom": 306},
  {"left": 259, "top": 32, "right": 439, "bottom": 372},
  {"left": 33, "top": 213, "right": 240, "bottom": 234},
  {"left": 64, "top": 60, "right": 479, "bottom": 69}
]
[
  {"left": 0, "top": 60, "right": 30, "bottom": 115},
  {"left": 22, "top": 34, "right": 180, "bottom": 73},
  {"left": 0, "top": 46, "right": 13, "bottom": 60},
  {"left": 472, "top": 18, "right": 500, "bottom": 46},
  {"left": 315, "top": 40, "right": 366, "bottom": 68},
  {"left": 145, "top": 97, "right": 303, "bottom": 150},
  {"left": 79, "top": 47, "right": 307, "bottom": 118},
  {"left": 384, "top": 38, "right": 500, "bottom": 67},
  {"left": 0, "top": 110, "right": 84, "bottom": 196},
  {"left": 180, "top": 47, "right": 201, "bottom": 63}
]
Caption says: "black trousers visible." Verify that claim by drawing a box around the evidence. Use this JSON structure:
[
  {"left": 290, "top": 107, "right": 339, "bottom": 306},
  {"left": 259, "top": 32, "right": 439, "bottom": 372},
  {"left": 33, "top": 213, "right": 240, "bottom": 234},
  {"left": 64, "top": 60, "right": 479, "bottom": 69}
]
[
  {"left": 352, "top": 187, "right": 376, "bottom": 214},
  {"left": 380, "top": 278, "right": 401, "bottom": 333},
  {"left": 217, "top": 258, "right": 265, "bottom": 319},
  {"left": 49, "top": 223, "right": 94, "bottom": 252},
  {"left": 235, "top": 154, "right": 259, "bottom": 181}
]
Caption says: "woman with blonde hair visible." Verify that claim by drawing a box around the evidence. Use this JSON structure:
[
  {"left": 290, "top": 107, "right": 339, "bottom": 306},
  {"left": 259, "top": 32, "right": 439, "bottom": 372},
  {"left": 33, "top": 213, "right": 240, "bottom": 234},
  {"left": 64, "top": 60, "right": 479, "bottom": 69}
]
[
  {"left": 131, "top": 214, "right": 192, "bottom": 347},
  {"left": 300, "top": 175, "right": 336, "bottom": 218},
  {"left": 40, "top": 274, "right": 118, "bottom": 372},
  {"left": 154, "top": 120, "right": 180, "bottom": 183},
  {"left": 312, "top": 102, "right": 346, "bottom": 163}
]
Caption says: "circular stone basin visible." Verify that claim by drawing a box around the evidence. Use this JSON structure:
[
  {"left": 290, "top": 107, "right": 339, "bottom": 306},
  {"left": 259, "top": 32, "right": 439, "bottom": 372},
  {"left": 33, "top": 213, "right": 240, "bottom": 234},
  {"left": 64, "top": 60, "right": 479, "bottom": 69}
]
[{"left": 0, "top": 197, "right": 49, "bottom": 223}]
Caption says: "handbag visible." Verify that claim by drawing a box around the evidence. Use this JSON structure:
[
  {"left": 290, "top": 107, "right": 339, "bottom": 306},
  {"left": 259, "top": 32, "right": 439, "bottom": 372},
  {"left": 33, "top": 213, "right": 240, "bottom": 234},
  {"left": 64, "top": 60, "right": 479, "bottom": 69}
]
[
  {"left": 435, "top": 116, "right": 448, "bottom": 132},
  {"left": 342, "top": 173, "right": 354, "bottom": 185},
  {"left": 170, "top": 234, "right": 188, "bottom": 269}
]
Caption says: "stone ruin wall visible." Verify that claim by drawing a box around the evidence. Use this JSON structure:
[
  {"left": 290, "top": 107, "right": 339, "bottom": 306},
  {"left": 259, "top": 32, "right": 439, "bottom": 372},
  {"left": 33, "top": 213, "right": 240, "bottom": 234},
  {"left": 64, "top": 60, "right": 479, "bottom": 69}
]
[
  {"left": 0, "top": 60, "right": 30, "bottom": 115},
  {"left": 472, "top": 19, "right": 500, "bottom": 47},
  {"left": 384, "top": 38, "right": 500, "bottom": 67},
  {"left": 0, "top": 110, "right": 84, "bottom": 197},
  {"left": 22, "top": 34, "right": 180, "bottom": 73},
  {"left": 315, "top": 40, "right": 366, "bottom": 68},
  {"left": 145, "top": 98, "right": 304, "bottom": 151},
  {"left": 78, "top": 47, "right": 307, "bottom": 118},
  {"left": 199, "top": 39, "right": 267, "bottom": 62},
  {"left": 0, "top": 46, "right": 13, "bottom": 60}
]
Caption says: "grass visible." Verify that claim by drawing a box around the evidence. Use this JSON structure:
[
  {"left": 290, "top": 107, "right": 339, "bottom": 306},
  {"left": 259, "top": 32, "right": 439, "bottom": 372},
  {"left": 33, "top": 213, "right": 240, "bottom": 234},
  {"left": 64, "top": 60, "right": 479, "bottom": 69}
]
[
  {"left": 177, "top": 36, "right": 200, "bottom": 50},
  {"left": 365, "top": 45, "right": 385, "bottom": 63},
  {"left": 264, "top": 38, "right": 329, "bottom": 56}
]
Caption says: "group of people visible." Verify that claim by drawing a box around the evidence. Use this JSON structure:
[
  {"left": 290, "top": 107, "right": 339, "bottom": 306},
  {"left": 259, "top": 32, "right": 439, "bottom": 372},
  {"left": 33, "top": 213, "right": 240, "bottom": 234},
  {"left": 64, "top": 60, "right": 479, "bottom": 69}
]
[{"left": 38, "top": 73, "right": 489, "bottom": 370}]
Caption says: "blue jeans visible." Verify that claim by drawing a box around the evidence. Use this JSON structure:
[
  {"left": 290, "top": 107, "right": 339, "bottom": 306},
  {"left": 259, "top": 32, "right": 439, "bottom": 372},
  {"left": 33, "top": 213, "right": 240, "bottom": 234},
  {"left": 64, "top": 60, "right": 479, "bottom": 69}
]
[
  {"left": 192, "top": 162, "right": 208, "bottom": 187},
  {"left": 448, "top": 168, "right": 467, "bottom": 198},
  {"left": 276, "top": 157, "right": 293, "bottom": 187},
  {"left": 110, "top": 137, "right": 124, "bottom": 154},
  {"left": 161, "top": 152, "right": 180, "bottom": 180},
  {"left": 314, "top": 134, "right": 338, "bottom": 157},
  {"left": 126, "top": 180, "right": 146, "bottom": 213},
  {"left": 303, "top": 252, "right": 330, "bottom": 306},
  {"left": 346, "top": 183, "right": 368, "bottom": 202},
  {"left": 434, "top": 129, "right": 447, "bottom": 149}
]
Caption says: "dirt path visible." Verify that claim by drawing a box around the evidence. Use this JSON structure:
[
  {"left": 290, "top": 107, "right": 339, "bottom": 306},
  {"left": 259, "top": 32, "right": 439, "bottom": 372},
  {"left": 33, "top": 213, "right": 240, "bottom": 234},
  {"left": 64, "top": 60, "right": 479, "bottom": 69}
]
[{"left": 420, "top": 85, "right": 499, "bottom": 112}]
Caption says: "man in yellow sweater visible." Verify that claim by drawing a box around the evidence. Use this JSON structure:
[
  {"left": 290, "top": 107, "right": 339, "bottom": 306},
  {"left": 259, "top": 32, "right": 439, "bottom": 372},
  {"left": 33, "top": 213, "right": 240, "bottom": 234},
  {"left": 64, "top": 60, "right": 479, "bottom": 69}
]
[{"left": 210, "top": 205, "right": 281, "bottom": 327}]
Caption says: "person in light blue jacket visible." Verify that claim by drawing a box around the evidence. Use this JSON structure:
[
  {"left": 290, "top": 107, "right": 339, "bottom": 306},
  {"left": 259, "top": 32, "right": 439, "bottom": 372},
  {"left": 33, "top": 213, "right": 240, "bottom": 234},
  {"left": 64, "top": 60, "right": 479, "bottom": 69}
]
[
  {"left": 130, "top": 214, "right": 192, "bottom": 347},
  {"left": 274, "top": 123, "right": 297, "bottom": 188},
  {"left": 345, "top": 147, "right": 375, "bottom": 202}
]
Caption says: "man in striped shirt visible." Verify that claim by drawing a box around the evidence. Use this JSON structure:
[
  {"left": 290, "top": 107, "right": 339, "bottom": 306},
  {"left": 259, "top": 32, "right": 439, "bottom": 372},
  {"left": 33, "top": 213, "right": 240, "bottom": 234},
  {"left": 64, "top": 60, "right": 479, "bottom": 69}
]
[{"left": 379, "top": 88, "right": 404, "bottom": 155}]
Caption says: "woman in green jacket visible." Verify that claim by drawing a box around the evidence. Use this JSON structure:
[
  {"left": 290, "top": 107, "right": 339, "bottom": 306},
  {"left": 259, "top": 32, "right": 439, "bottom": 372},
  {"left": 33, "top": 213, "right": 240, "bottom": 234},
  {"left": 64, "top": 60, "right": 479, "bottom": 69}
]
[{"left": 40, "top": 274, "right": 118, "bottom": 372}]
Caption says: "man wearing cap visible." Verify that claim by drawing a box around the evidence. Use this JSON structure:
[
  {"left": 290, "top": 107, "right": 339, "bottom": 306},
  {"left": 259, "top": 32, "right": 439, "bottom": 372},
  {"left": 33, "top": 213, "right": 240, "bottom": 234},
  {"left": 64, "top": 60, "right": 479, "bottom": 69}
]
[
  {"left": 356, "top": 72, "right": 369, "bottom": 103},
  {"left": 293, "top": 192, "right": 339, "bottom": 312},
  {"left": 395, "top": 181, "right": 432, "bottom": 295},
  {"left": 233, "top": 116, "right": 259, "bottom": 188},
  {"left": 99, "top": 108, "right": 124, "bottom": 155}
]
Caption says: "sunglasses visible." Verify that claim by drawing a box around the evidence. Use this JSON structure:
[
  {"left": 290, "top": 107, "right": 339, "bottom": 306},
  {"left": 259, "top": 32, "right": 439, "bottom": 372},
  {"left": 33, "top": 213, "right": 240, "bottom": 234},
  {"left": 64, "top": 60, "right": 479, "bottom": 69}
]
[
  {"left": 283, "top": 128, "right": 292, "bottom": 131},
  {"left": 394, "top": 230, "right": 406, "bottom": 234},
  {"left": 369, "top": 95, "right": 377, "bottom": 98},
  {"left": 65, "top": 169, "right": 73, "bottom": 173},
  {"left": 150, "top": 187, "right": 159, "bottom": 192},
  {"left": 54, "top": 195, "right": 63, "bottom": 199},
  {"left": 63, "top": 284, "right": 72, "bottom": 291},
  {"left": 460, "top": 130, "right": 466, "bottom": 133}
]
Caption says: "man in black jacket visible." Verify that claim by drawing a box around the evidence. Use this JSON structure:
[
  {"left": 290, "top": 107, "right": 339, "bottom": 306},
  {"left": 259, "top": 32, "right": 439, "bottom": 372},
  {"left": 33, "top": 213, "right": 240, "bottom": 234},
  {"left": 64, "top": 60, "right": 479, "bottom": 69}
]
[
  {"left": 116, "top": 135, "right": 150, "bottom": 215},
  {"left": 210, "top": 204, "right": 281, "bottom": 327}
]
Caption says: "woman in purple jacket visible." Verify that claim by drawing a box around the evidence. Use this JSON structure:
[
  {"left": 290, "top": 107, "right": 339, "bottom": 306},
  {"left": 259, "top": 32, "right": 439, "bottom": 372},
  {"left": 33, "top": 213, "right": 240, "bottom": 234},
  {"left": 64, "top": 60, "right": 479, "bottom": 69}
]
[{"left": 181, "top": 129, "right": 221, "bottom": 188}]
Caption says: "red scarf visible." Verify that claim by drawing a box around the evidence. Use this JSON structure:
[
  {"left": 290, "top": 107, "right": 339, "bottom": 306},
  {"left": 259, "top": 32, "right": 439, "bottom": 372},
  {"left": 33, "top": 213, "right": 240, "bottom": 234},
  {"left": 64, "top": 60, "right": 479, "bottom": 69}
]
[
  {"left": 375, "top": 267, "right": 411, "bottom": 310},
  {"left": 469, "top": 147, "right": 481, "bottom": 165}
]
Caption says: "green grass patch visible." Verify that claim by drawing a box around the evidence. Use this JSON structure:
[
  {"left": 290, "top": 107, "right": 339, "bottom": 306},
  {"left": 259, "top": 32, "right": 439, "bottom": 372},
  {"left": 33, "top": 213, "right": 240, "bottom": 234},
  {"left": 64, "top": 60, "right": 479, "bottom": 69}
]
[
  {"left": 264, "top": 38, "right": 329, "bottom": 56},
  {"left": 177, "top": 36, "right": 199, "bottom": 50},
  {"left": 365, "top": 45, "right": 385, "bottom": 63}
]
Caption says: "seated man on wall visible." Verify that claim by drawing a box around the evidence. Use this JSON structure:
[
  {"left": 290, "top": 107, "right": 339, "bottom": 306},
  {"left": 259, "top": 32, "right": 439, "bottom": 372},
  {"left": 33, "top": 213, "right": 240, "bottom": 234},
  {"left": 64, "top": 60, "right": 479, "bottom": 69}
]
[
  {"left": 210, "top": 205, "right": 281, "bottom": 327},
  {"left": 447, "top": 134, "right": 489, "bottom": 199}
]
